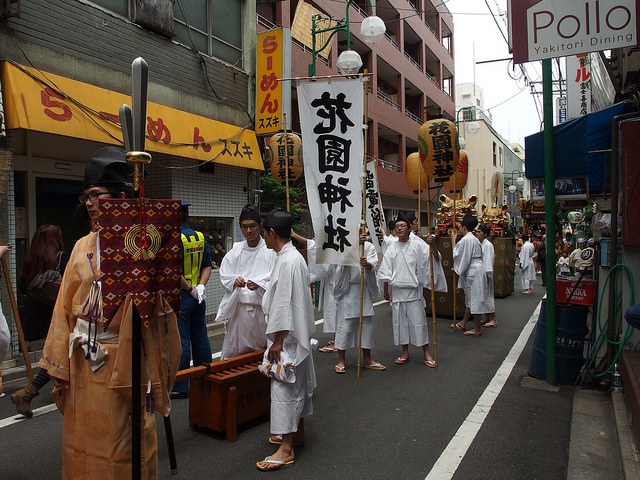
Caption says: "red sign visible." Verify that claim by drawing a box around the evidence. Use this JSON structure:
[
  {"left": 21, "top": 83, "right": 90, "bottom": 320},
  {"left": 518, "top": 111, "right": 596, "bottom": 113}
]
[{"left": 556, "top": 276, "right": 597, "bottom": 306}]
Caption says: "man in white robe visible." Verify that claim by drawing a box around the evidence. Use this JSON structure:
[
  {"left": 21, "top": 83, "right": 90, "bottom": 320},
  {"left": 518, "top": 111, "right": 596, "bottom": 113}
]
[
  {"left": 378, "top": 215, "right": 447, "bottom": 367},
  {"left": 519, "top": 234, "right": 536, "bottom": 294},
  {"left": 257, "top": 209, "right": 316, "bottom": 472},
  {"left": 381, "top": 218, "right": 398, "bottom": 255},
  {"left": 291, "top": 231, "right": 338, "bottom": 352},
  {"left": 452, "top": 215, "right": 487, "bottom": 336},
  {"left": 476, "top": 224, "right": 497, "bottom": 327},
  {"left": 333, "top": 229, "right": 385, "bottom": 373},
  {"left": 216, "top": 204, "right": 275, "bottom": 360}
]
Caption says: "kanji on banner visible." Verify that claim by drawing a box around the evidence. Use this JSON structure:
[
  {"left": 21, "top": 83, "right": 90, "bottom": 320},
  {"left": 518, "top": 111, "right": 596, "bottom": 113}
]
[
  {"left": 298, "top": 78, "right": 364, "bottom": 266},
  {"left": 365, "top": 160, "right": 385, "bottom": 253}
]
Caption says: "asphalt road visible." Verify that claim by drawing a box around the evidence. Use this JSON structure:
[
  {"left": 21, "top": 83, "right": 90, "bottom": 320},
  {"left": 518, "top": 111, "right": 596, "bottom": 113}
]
[{"left": 0, "top": 274, "right": 574, "bottom": 479}]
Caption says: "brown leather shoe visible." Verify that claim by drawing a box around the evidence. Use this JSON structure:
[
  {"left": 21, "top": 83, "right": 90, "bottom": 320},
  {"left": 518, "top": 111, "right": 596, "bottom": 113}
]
[{"left": 10, "top": 383, "right": 40, "bottom": 418}]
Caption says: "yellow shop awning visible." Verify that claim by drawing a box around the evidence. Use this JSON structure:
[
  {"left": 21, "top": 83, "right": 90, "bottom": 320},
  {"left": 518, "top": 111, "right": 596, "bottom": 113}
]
[{"left": 1, "top": 61, "right": 262, "bottom": 170}]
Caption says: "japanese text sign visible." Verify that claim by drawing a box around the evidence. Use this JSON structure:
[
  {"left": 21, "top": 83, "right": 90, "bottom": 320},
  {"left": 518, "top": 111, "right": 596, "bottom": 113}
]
[
  {"left": 418, "top": 119, "right": 459, "bottom": 183},
  {"left": 365, "top": 161, "right": 385, "bottom": 253},
  {"left": 256, "top": 28, "right": 291, "bottom": 135},
  {"left": 566, "top": 54, "right": 591, "bottom": 119},
  {"left": 1, "top": 61, "right": 262, "bottom": 169},
  {"left": 298, "top": 79, "right": 364, "bottom": 266}
]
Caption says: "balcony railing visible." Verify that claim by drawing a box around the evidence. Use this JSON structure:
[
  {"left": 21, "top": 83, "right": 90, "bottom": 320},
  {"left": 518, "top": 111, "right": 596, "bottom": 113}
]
[
  {"left": 377, "top": 89, "right": 401, "bottom": 111},
  {"left": 406, "top": 0, "right": 419, "bottom": 14},
  {"left": 385, "top": 33, "right": 400, "bottom": 50},
  {"left": 377, "top": 158, "right": 402, "bottom": 172},
  {"left": 405, "top": 110, "right": 422, "bottom": 124},
  {"left": 257, "top": 13, "right": 277, "bottom": 30},
  {"left": 425, "top": 22, "right": 439, "bottom": 40},
  {"left": 352, "top": 2, "right": 366, "bottom": 17},
  {"left": 404, "top": 51, "right": 422, "bottom": 71},
  {"left": 425, "top": 72, "right": 439, "bottom": 88},
  {"left": 292, "top": 37, "right": 330, "bottom": 66}
]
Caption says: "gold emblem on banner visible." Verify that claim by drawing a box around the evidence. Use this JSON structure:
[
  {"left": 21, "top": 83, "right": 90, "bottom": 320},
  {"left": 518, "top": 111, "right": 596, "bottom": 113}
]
[{"left": 124, "top": 224, "right": 162, "bottom": 260}]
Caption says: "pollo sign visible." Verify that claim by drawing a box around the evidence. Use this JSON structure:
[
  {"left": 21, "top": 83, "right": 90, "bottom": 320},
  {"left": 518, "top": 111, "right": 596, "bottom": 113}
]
[{"left": 509, "top": 0, "right": 639, "bottom": 64}]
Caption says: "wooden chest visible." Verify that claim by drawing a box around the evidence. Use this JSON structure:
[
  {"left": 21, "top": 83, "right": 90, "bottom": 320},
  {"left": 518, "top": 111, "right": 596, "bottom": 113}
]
[{"left": 180, "top": 351, "right": 271, "bottom": 441}]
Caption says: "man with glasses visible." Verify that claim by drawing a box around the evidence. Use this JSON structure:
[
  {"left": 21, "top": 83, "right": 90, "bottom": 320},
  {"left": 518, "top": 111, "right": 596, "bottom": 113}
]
[{"left": 216, "top": 204, "right": 275, "bottom": 360}]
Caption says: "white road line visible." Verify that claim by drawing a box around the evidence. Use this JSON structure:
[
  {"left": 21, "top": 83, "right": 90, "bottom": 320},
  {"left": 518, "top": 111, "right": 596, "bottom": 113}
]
[
  {"left": 0, "top": 403, "right": 59, "bottom": 428},
  {"left": 425, "top": 300, "right": 542, "bottom": 480}
]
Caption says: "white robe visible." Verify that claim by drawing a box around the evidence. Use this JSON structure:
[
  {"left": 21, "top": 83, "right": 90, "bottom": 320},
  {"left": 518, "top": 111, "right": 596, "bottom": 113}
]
[
  {"left": 333, "top": 242, "right": 379, "bottom": 350},
  {"left": 410, "top": 235, "right": 448, "bottom": 293},
  {"left": 519, "top": 240, "right": 536, "bottom": 290},
  {"left": 480, "top": 239, "right": 495, "bottom": 313},
  {"left": 262, "top": 241, "right": 316, "bottom": 435},
  {"left": 381, "top": 234, "right": 398, "bottom": 255},
  {"left": 216, "top": 238, "right": 276, "bottom": 360},
  {"left": 307, "top": 239, "right": 337, "bottom": 333},
  {"left": 378, "top": 240, "right": 432, "bottom": 347},
  {"left": 453, "top": 232, "right": 487, "bottom": 314}
]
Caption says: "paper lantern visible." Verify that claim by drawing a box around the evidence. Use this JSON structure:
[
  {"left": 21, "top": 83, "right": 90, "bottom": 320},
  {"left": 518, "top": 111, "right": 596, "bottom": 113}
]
[
  {"left": 405, "top": 152, "right": 427, "bottom": 191},
  {"left": 267, "top": 133, "right": 303, "bottom": 182},
  {"left": 418, "top": 119, "right": 460, "bottom": 182},
  {"left": 441, "top": 150, "right": 468, "bottom": 192}
]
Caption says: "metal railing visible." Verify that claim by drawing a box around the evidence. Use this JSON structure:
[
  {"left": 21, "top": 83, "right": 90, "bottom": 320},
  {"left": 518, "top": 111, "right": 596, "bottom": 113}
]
[
  {"left": 257, "top": 13, "right": 277, "bottom": 30},
  {"left": 377, "top": 158, "right": 402, "bottom": 172},
  {"left": 406, "top": 0, "right": 419, "bottom": 14},
  {"left": 385, "top": 33, "right": 400, "bottom": 50},
  {"left": 352, "top": 2, "right": 366, "bottom": 17},
  {"left": 425, "top": 22, "right": 439, "bottom": 40},
  {"left": 404, "top": 51, "right": 422, "bottom": 71},
  {"left": 377, "top": 89, "right": 401, "bottom": 110},
  {"left": 425, "top": 72, "right": 439, "bottom": 87},
  {"left": 405, "top": 110, "right": 422, "bottom": 124},
  {"left": 292, "top": 37, "right": 330, "bottom": 66}
]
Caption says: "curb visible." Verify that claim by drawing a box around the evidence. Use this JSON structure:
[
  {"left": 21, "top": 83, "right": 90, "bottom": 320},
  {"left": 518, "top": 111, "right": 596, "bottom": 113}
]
[{"left": 612, "top": 391, "right": 640, "bottom": 479}]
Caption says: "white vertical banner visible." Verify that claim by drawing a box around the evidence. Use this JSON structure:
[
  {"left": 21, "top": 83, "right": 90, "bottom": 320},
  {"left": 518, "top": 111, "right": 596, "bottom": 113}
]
[
  {"left": 566, "top": 54, "right": 591, "bottom": 120},
  {"left": 365, "top": 160, "right": 385, "bottom": 253},
  {"left": 298, "top": 78, "right": 364, "bottom": 266}
]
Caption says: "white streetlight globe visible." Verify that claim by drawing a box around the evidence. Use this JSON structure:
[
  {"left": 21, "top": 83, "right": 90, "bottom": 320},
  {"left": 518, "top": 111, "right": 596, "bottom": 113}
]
[
  {"left": 360, "top": 16, "right": 386, "bottom": 44},
  {"left": 465, "top": 121, "right": 480, "bottom": 136},
  {"left": 508, "top": 185, "right": 517, "bottom": 193},
  {"left": 516, "top": 176, "right": 525, "bottom": 187},
  {"left": 458, "top": 137, "right": 466, "bottom": 149},
  {"left": 337, "top": 49, "right": 362, "bottom": 74}
]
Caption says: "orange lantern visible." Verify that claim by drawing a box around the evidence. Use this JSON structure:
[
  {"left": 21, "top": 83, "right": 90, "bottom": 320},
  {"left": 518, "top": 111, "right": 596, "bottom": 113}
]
[
  {"left": 267, "top": 133, "right": 303, "bottom": 182},
  {"left": 417, "top": 118, "right": 460, "bottom": 182},
  {"left": 441, "top": 150, "right": 468, "bottom": 192},
  {"left": 405, "top": 152, "right": 427, "bottom": 191}
]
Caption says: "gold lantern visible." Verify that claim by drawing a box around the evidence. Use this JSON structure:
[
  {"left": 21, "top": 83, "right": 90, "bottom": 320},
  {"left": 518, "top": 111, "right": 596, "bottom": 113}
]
[
  {"left": 267, "top": 133, "right": 303, "bottom": 182},
  {"left": 405, "top": 152, "right": 427, "bottom": 191},
  {"left": 441, "top": 150, "right": 468, "bottom": 193},
  {"left": 418, "top": 119, "right": 460, "bottom": 182}
]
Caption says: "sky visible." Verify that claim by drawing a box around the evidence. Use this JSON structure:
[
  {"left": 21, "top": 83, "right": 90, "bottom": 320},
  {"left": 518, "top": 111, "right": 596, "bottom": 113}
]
[{"left": 445, "top": 0, "right": 544, "bottom": 146}]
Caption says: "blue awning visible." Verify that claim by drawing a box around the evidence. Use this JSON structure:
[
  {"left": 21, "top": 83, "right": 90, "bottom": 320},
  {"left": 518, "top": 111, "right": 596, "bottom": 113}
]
[{"left": 524, "top": 103, "right": 626, "bottom": 194}]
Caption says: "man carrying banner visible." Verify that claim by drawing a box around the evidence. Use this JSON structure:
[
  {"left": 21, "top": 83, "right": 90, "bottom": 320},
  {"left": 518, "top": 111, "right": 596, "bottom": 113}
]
[
  {"left": 257, "top": 209, "right": 316, "bottom": 472},
  {"left": 216, "top": 204, "right": 275, "bottom": 360},
  {"left": 333, "top": 227, "right": 385, "bottom": 374},
  {"left": 378, "top": 214, "right": 446, "bottom": 367},
  {"left": 39, "top": 147, "right": 181, "bottom": 478}
]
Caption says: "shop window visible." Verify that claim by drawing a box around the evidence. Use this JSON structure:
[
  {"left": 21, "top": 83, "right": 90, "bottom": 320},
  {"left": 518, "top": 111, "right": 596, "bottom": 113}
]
[{"left": 187, "top": 216, "right": 234, "bottom": 269}]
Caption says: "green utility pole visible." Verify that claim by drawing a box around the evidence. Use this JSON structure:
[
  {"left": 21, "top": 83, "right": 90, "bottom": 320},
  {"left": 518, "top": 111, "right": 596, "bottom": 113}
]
[{"left": 542, "top": 59, "right": 557, "bottom": 385}]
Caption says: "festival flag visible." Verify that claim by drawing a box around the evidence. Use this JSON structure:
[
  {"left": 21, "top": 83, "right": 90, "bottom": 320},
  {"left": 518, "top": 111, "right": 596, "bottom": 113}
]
[
  {"left": 365, "top": 160, "right": 385, "bottom": 253},
  {"left": 298, "top": 78, "right": 364, "bottom": 266}
]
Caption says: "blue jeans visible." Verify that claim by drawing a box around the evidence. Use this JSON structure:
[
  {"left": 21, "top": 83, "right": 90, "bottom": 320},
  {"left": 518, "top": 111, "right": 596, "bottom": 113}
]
[{"left": 172, "top": 291, "right": 212, "bottom": 393}]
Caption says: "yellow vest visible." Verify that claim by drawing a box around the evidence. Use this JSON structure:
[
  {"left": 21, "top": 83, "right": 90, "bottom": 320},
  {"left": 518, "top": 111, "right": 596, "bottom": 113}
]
[{"left": 181, "top": 231, "right": 205, "bottom": 286}]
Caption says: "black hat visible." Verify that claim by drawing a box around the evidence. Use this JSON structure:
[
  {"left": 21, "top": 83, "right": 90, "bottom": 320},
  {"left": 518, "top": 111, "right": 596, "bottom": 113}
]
[
  {"left": 263, "top": 208, "right": 291, "bottom": 237},
  {"left": 405, "top": 212, "right": 417, "bottom": 224},
  {"left": 395, "top": 213, "right": 410, "bottom": 228},
  {"left": 477, "top": 224, "right": 490, "bottom": 235},
  {"left": 83, "top": 146, "right": 133, "bottom": 190},
  {"left": 388, "top": 219, "right": 397, "bottom": 230},
  {"left": 461, "top": 214, "right": 478, "bottom": 231},
  {"left": 239, "top": 204, "right": 261, "bottom": 223}
]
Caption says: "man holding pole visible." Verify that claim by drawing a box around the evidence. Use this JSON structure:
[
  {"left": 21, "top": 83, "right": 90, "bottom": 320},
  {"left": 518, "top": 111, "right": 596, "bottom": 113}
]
[
  {"left": 39, "top": 146, "right": 181, "bottom": 478},
  {"left": 333, "top": 227, "right": 385, "bottom": 374},
  {"left": 378, "top": 214, "right": 446, "bottom": 367}
]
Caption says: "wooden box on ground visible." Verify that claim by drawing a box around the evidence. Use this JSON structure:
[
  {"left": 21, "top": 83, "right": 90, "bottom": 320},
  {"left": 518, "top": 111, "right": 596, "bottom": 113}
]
[
  {"left": 428, "top": 237, "right": 466, "bottom": 318},
  {"left": 621, "top": 350, "right": 640, "bottom": 447},
  {"left": 490, "top": 236, "right": 516, "bottom": 297},
  {"left": 182, "top": 351, "right": 270, "bottom": 442}
]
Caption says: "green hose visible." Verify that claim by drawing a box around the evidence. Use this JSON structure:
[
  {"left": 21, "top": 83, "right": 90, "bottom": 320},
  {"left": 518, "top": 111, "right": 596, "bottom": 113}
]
[{"left": 592, "top": 263, "right": 635, "bottom": 378}]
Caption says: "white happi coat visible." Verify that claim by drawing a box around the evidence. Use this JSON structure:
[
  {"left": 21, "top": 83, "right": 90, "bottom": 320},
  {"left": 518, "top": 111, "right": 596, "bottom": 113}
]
[
  {"left": 519, "top": 240, "right": 536, "bottom": 289},
  {"left": 216, "top": 238, "right": 275, "bottom": 360},
  {"left": 332, "top": 241, "right": 379, "bottom": 350},
  {"left": 378, "top": 239, "right": 441, "bottom": 347},
  {"left": 307, "top": 239, "right": 337, "bottom": 334},
  {"left": 262, "top": 241, "right": 316, "bottom": 435},
  {"left": 453, "top": 231, "right": 487, "bottom": 314},
  {"left": 480, "top": 238, "right": 495, "bottom": 313}
]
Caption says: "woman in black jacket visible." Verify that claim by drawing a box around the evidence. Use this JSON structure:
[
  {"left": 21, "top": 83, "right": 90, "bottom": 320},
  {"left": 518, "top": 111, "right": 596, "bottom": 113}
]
[{"left": 11, "top": 225, "right": 68, "bottom": 418}]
